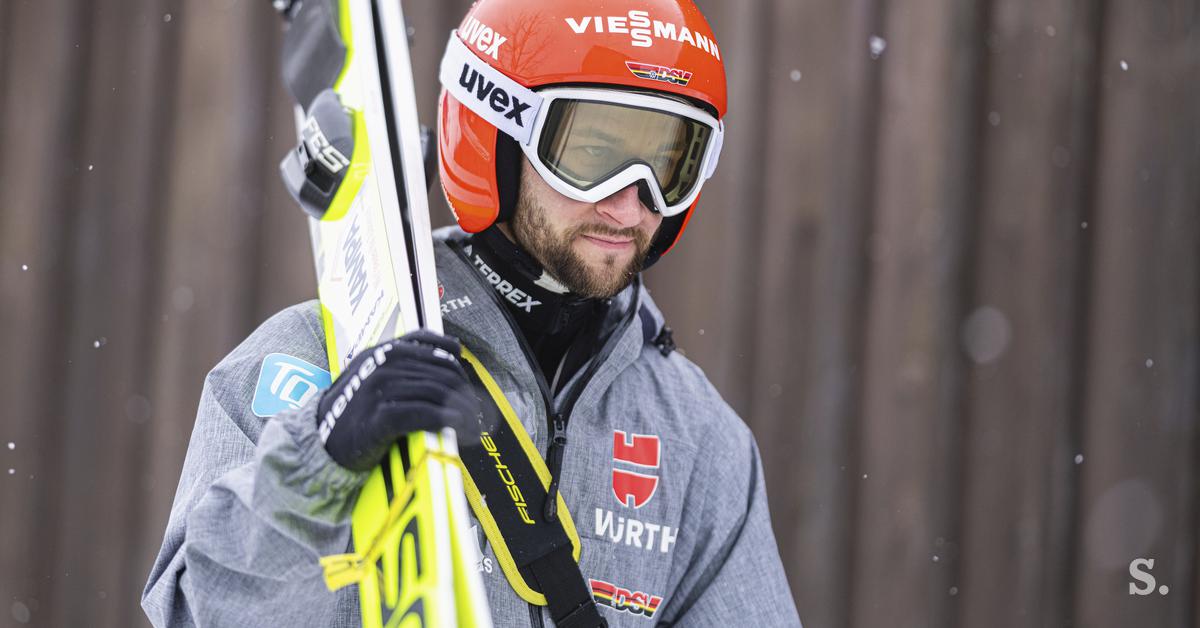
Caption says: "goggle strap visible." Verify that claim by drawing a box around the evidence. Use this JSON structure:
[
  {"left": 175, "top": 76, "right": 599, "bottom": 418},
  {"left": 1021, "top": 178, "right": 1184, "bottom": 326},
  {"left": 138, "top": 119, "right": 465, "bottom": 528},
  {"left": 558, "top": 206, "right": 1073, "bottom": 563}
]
[
  {"left": 439, "top": 32, "right": 544, "bottom": 145},
  {"left": 703, "top": 121, "right": 724, "bottom": 180}
]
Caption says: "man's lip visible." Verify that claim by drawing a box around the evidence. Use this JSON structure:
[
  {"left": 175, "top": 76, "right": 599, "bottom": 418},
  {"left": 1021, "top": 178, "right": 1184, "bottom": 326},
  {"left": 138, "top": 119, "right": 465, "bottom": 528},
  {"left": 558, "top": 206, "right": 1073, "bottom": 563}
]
[{"left": 580, "top": 233, "right": 634, "bottom": 246}]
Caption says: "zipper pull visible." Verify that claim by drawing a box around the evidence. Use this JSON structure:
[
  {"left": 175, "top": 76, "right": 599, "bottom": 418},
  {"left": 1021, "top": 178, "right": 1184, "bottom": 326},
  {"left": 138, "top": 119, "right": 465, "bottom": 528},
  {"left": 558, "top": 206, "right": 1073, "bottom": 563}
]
[
  {"left": 543, "top": 415, "right": 568, "bottom": 522},
  {"left": 550, "top": 306, "right": 572, "bottom": 335}
]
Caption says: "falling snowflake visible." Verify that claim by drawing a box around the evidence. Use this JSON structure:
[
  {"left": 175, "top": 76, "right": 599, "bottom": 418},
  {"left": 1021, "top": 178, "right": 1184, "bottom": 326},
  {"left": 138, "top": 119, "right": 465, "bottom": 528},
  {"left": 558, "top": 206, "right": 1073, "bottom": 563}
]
[
  {"left": 21, "top": 264, "right": 28, "bottom": 271},
  {"left": 1074, "top": 454, "right": 1084, "bottom": 464},
  {"left": 6, "top": 442, "right": 13, "bottom": 450},
  {"left": 869, "top": 36, "right": 887, "bottom": 59},
  {"left": 164, "top": 13, "right": 172, "bottom": 22},
  {"left": 1120, "top": 60, "right": 1129, "bottom": 71},
  {"left": 789, "top": 69, "right": 802, "bottom": 82}
]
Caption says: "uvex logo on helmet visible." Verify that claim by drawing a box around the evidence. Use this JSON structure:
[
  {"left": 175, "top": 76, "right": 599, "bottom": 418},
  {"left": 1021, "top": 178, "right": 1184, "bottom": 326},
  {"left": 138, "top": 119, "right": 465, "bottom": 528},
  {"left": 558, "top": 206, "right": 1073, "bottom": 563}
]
[
  {"left": 456, "top": 61, "right": 533, "bottom": 128},
  {"left": 459, "top": 16, "right": 507, "bottom": 60},
  {"left": 564, "top": 10, "right": 722, "bottom": 61}
]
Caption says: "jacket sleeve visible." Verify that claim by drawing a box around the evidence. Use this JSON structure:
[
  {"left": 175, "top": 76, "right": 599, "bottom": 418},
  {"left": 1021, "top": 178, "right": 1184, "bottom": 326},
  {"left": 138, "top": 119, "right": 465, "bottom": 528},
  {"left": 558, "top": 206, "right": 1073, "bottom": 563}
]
[
  {"left": 663, "top": 414, "right": 802, "bottom": 628},
  {"left": 141, "top": 308, "right": 366, "bottom": 627}
]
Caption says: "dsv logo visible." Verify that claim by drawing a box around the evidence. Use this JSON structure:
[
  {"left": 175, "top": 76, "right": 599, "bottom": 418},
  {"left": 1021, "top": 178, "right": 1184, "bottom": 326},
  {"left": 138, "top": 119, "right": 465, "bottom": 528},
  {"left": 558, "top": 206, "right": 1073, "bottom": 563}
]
[
  {"left": 456, "top": 64, "right": 532, "bottom": 128},
  {"left": 1129, "top": 558, "right": 1170, "bottom": 595}
]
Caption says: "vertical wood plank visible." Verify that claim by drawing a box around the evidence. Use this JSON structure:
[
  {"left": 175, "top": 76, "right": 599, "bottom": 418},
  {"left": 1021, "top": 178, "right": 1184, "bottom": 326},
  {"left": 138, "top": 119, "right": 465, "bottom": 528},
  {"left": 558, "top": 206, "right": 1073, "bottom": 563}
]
[
  {"left": 111, "top": 3, "right": 188, "bottom": 626},
  {"left": 43, "top": 0, "right": 191, "bottom": 624},
  {"left": 0, "top": 0, "right": 93, "bottom": 624},
  {"left": 142, "top": 0, "right": 276, "bottom": 577},
  {"left": 768, "top": 0, "right": 883, "bottom": 625},
  {"left": 1074, "top": 1, "right": 1200, "bottom": 625},
  {"left": 850, "top": 0, "right": 989, "bottom": 625},
  {"left": 956, "top": 0, "right": 1103, "bottom": 626}
]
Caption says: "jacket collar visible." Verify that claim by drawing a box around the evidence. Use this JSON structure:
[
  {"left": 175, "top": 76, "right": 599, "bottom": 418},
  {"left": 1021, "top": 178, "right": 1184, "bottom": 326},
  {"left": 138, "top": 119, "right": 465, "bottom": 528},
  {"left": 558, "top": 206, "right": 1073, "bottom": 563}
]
[{"left": 432, "top": 227, "right": 650, "bottom": 409}]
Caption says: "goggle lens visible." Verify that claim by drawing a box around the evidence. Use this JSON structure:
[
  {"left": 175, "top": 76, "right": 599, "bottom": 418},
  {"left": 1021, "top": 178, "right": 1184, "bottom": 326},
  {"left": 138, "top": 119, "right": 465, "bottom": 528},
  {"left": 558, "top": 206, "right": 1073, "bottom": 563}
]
[{"left": 536, "top": 100, "right": 713, "bottom": 208}]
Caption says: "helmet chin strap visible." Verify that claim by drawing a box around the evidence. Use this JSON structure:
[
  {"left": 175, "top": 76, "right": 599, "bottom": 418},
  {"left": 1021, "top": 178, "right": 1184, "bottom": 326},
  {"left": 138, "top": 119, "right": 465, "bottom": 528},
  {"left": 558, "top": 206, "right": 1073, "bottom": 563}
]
[{"left": 495, "top": 133, "right": 523, "bottom": 223}]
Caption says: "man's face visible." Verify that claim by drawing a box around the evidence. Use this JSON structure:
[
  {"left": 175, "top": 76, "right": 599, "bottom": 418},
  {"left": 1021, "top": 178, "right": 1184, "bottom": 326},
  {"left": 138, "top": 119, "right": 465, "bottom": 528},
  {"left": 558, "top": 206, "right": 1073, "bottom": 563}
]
[{"left": 503, "top": 158, "right": 663, "bottom": 298}]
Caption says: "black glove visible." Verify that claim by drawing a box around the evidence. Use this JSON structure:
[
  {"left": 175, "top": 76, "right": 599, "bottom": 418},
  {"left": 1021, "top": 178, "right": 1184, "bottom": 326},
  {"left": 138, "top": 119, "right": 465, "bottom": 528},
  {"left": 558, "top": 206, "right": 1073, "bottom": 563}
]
[{"left": 317, "top": 330, "right": 481, "bottom": 471}]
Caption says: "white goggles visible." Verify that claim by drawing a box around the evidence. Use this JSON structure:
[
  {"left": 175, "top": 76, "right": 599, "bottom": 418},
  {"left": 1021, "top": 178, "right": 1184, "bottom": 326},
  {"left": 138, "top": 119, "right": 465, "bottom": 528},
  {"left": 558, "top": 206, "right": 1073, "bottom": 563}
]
[{"left": 440, "top": 32, "right": 724, "bottom": 217}]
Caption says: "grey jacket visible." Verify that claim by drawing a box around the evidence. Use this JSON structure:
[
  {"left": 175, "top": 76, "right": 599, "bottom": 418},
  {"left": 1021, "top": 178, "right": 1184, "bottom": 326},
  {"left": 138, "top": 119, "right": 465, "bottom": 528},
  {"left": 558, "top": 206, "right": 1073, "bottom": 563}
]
[{"left": 142, "top": 229, "right": 800, "bottom": 627}]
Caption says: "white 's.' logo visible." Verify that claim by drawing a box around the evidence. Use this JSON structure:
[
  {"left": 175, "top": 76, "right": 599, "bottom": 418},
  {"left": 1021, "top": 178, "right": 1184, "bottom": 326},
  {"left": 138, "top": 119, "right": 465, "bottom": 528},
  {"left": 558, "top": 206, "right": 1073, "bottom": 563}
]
[
  {"left": 1129, "top": 558, "right": 1170, "bottom": 595},
  {"left": 564, "top": 10, "right": 722, "bottom": 61}
]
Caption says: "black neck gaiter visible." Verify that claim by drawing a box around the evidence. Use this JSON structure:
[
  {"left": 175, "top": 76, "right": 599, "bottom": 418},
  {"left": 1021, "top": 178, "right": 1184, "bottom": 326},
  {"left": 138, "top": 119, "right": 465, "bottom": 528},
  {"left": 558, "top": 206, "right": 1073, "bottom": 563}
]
[{"left": 463, "top": 227, "right": 609, "bottom": 392}]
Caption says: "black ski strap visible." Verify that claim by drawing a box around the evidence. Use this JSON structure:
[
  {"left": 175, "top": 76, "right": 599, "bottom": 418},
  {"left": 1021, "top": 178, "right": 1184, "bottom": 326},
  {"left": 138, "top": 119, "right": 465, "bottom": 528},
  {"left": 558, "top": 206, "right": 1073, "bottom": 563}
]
[
  {"left": 455, "top": 347, "right": 604, "bottom": 627},
  {"left": 529, "top": 546, "right": 607, "bottom": 628}
]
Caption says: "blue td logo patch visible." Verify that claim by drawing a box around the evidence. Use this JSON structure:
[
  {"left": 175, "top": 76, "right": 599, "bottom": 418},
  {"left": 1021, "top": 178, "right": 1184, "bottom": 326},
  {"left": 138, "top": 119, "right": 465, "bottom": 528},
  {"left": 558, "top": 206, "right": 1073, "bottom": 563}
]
[{"left": 251, "top": 353, "right": 332, "bottom": 418}]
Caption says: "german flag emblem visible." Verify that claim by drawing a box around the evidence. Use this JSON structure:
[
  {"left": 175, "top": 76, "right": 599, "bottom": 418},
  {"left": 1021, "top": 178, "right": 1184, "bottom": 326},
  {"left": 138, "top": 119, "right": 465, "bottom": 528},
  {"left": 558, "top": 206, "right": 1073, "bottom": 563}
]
[
  {"left": 590, "top": 578, "right": 664, "bottom": 618},
  {"left": 625, "top": 61, "right": 693, "bottom": 87}
]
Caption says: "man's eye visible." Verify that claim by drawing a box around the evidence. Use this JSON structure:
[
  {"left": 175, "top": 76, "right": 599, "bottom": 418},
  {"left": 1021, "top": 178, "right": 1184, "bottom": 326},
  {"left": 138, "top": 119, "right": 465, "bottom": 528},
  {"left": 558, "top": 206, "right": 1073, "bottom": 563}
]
[{"left": 579, "top": 145, "right": 611, "bottom": 158}]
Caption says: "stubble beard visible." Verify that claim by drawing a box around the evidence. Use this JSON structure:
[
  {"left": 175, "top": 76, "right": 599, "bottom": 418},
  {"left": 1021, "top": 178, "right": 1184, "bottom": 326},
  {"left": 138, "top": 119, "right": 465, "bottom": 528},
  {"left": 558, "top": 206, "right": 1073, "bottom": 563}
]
[{"left": 511, "top": 184, "right": 653, "bottom": 299}]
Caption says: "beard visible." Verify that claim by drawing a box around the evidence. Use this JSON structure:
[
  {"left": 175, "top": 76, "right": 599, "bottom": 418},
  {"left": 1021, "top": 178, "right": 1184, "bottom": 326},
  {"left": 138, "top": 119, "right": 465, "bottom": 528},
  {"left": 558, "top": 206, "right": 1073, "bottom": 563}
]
[{"left": 510, "top": 182, "right": 654, "bottom": 299}]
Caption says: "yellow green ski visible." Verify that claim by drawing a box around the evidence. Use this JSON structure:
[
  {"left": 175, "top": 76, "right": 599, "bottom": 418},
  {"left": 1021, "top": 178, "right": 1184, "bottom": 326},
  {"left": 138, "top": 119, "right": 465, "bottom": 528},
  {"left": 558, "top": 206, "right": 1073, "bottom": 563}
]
[{"left": 272, "top": 0, "right": 491, "bottom": 626}]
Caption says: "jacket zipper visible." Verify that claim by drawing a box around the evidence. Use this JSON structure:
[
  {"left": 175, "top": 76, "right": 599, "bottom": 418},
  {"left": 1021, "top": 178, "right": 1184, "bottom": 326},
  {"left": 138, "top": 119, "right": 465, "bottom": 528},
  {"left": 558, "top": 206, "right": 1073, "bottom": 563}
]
[
  {"left": 459, "top": 258, "right": 639, "bottom": 497},
  {"left": 450, "top": 239, "right": 639, "bottom": 627},
  {"left": 540, "top": 298, "right": 636, "bottom": 519}
]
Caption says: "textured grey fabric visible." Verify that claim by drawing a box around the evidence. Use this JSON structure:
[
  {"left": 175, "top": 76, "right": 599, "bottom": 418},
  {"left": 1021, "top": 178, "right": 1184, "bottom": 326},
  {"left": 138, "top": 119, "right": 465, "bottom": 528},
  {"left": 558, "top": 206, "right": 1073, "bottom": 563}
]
[{"left": 143, "top": 228, "right": 801, "bottom": 627}]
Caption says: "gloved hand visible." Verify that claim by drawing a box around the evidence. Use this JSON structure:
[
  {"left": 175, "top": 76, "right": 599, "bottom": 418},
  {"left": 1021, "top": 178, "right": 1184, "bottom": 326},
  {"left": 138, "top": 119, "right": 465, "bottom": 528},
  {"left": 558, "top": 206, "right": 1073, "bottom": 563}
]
[{"left": 317, "top": 330, "right": 481, "bottom": 471}]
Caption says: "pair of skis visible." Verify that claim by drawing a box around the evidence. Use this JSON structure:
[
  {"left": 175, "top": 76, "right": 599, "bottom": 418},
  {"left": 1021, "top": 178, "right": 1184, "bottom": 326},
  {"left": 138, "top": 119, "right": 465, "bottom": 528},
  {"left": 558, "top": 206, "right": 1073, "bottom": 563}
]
[{"left": 272, "top": 1, "right": 491, "bottom": 626}]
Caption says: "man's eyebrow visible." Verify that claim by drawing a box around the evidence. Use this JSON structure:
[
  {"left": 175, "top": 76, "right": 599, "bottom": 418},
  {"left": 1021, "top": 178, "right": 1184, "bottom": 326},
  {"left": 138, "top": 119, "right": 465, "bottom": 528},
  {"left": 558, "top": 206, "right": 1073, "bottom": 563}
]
[{"left": 573, "top": 126, "right": 623, "bottom": 145}]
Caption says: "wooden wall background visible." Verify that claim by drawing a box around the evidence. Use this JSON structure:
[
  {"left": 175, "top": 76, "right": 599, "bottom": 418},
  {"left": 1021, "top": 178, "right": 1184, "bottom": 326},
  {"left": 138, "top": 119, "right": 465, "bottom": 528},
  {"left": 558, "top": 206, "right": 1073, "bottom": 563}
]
[{"left": 0, "top": 0, "right": 1197, "bottom": 626}]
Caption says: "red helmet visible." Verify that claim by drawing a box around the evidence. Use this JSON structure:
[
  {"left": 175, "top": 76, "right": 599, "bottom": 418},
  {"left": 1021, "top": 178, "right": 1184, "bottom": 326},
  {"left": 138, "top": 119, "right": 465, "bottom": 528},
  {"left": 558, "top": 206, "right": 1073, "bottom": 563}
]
[{"left": 437, "top": 0, "right": 727, "bottom": 267}]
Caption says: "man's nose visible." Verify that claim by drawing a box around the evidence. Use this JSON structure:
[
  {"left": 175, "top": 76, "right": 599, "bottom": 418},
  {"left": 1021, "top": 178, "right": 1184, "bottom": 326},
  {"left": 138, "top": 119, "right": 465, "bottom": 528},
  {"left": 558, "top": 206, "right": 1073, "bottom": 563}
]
[{"left": 595, "top": 184, "right": 649, "bottom": 229}]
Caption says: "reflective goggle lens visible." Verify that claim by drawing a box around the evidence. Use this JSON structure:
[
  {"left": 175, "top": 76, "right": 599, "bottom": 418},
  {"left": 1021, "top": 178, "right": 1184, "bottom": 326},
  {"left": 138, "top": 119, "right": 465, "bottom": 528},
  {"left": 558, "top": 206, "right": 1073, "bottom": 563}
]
[{"left": 536, "top": 100, "right": 713, "bottom": 207}]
